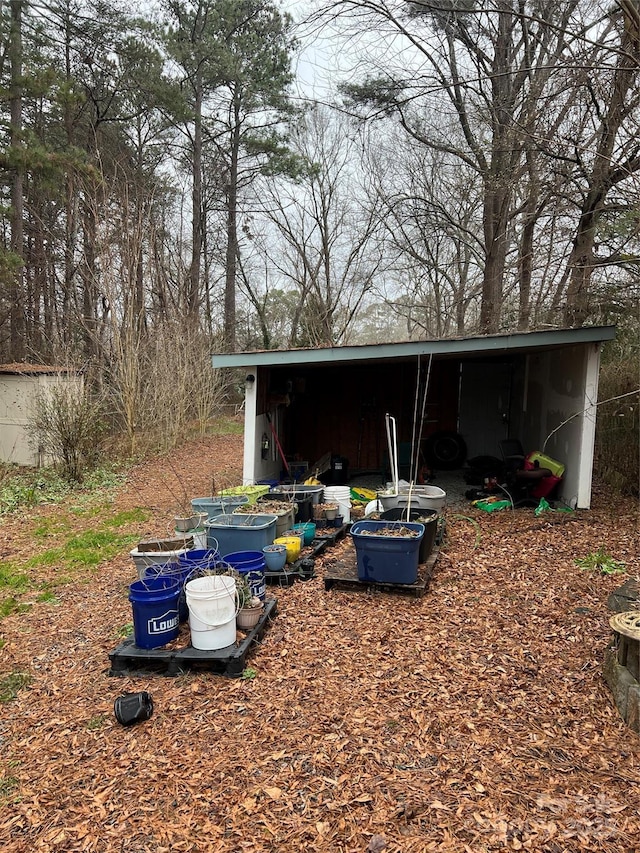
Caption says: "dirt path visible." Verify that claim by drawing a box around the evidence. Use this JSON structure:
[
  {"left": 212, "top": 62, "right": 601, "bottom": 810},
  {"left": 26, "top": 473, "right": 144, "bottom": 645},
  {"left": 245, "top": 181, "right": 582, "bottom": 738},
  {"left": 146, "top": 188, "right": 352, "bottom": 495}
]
[{"left": 1, "top": 434, "right": 639, "bottom": 853}]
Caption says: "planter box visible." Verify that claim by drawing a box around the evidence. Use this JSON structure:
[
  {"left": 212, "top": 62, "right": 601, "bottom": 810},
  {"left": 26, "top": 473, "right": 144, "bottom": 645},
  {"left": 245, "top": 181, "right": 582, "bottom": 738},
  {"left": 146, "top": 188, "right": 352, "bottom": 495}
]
[
  {"left": 220, "top": 485, "right": 270, "bottom": 505},
  {"left": 190, "top": 495, "right": 249, "bottom": 518},
  {"left": 206, "top": 513, "right": 278, "bottom": 557},
  {"left": 380, "top": 508, "right": 438, "bottom": 563},
  {"left": 378, "top": 485, "right": 446, "bottom": 513},
  {"left": 251, "top": 497, "right": 297, "bottom": 537},
  {"left": 268, "top": 489, "right": 314, "bottom": 522},
  {"left": 350, "top": 520, "right": 424, "bottom": 584}
]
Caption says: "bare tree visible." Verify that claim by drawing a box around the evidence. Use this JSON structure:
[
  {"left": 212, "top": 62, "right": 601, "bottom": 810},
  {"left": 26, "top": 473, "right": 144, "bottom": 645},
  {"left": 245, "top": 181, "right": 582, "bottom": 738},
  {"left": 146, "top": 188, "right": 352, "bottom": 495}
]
[
  {"left": 561, "top": 1, "right": 640, "bottom": 325},
  {"left": 366, "top": 131, "right": 484, "bottom": 335},
  {"left": 255, "top": 105, "right": 386, "bottom": 346}
]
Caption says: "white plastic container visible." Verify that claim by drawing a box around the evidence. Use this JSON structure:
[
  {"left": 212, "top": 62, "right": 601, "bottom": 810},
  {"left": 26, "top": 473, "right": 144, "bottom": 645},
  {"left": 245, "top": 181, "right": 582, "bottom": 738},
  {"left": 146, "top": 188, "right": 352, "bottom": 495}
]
[
  {"left": 323, "top": 485, "right": 352, "bottom": 523},
  {"left": 130, "top": 546, "right": 192, "bottom": 580},
  {"left": 378, "top": 485, "right": 446, "bottom": 513},
  {"left": 177, "top": 528, "right": 207, "bottom": 550},
  {"left": 185, "top": 574, "right": 238, "bottom": 650}
]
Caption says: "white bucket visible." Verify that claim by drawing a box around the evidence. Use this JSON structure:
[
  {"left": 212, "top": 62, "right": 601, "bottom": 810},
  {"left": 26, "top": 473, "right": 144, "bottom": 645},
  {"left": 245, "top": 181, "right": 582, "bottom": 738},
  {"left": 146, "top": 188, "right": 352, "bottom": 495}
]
[
  {"left": 323, "top": 486, "right": 352, "bottom": 523},
  {"left": 185, "top": 575, "right": 238, "bottom": 651},
  {"left": 181, "top": 527, "right": 207, "bottom": 550}
]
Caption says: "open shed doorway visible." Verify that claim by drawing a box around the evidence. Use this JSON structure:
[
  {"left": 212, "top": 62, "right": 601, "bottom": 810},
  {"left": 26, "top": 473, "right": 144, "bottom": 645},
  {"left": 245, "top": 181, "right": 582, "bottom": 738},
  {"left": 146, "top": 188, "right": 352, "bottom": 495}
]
[
  {"left": 263, "top": 356, "right": 463, "bottom": 485},
  {"left": 215, "top": 325, "right": 615, "bottom": 509},
  {"left": 458, "top": 358, "right": 520, "bottom": 460}
]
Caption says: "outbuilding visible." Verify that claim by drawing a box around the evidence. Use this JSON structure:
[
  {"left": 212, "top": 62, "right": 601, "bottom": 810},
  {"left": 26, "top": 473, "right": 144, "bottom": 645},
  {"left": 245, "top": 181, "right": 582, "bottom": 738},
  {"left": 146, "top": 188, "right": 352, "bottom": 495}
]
[
  {"left": 0, "top": 363, "right": 81, "bottom": 467},
  {"left": 212, "top": 326, "right": 616, "bottom": 509}
]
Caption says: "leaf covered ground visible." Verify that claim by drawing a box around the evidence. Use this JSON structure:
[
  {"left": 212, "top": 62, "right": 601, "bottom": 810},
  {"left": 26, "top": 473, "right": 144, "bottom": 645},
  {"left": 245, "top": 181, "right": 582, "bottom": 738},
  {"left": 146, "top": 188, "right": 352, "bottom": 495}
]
[{"left": 0, "top": 431, "right": 639, "bottom": 853}]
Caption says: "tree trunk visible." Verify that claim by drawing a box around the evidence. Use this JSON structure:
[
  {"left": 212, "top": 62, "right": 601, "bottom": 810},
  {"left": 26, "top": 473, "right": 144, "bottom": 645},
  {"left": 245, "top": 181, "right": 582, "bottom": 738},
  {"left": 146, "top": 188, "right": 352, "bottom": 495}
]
[
  {"left": 564, "top": 6, "right": 640, "bottom": 326},
  {"left": 80, "top": 193, "right": 98, "bottom": 361},
  {"left": 223, "top": 97, "right": 241, "bottom": 352},
  {"left": 189, "top": 72, "right": 203, "bottom": 323},
  {"left": 63, "top": 5, "right": 76, "bottom": 349},
  {"left": 9, "top": 0, "right": 25, "bottom": 361},
  {"left": 480, "top": 185, "right": 509, "bottom": 333}
]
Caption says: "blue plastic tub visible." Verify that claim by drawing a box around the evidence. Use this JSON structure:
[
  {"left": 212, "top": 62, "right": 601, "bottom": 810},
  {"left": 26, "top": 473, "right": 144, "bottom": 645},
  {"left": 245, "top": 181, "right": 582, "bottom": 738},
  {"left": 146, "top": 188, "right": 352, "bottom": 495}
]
[
  {"left": 205, "top": 513, "right": 278, "bottom": 556},
  {"left": 350, "top": 520, "right": 425, "bottom": 585},
  {"left": 128, "top": 576, "right": 180, "bottom": 648},
  {"left": 190, "top": 495, "right": 249, "bottom": 517}
]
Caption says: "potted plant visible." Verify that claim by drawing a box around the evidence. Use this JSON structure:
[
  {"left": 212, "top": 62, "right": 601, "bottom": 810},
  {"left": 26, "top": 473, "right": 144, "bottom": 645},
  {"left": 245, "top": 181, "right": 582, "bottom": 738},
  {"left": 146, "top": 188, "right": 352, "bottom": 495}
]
[
  {"left": 313, "top": 502, "right": 339, "bottom": 522},
  {"left": 236, "top": 576, "right": 264, "bottom": 629},
  {"left": 174, "top": 512, "right": 199, "bottom": 533}
]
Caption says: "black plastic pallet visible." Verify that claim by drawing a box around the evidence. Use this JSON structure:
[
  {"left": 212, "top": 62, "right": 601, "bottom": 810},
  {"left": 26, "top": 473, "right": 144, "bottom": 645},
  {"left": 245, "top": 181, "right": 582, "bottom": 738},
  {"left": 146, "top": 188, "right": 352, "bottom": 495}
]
[
  {"left": 108, "top": 597, "right": 277, "bottom": 678},
  {"left": 263, "top": 533, "right": 341, "bottom": 586},
  {"left": 313, "top": 523, "right": 349, "bottom": 545},
  {"left": 323, "top": 549, "right": 438, "bottom": 599},
  {"left": 264, "top": 560, "right": 315, "bottom": 586}
]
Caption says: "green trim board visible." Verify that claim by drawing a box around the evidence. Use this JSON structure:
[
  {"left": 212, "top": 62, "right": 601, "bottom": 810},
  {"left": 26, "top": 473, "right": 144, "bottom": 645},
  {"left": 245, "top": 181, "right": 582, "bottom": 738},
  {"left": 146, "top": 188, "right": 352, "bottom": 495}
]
[{"left": 211, "top": 326, "right": 616, "bottom": 369}]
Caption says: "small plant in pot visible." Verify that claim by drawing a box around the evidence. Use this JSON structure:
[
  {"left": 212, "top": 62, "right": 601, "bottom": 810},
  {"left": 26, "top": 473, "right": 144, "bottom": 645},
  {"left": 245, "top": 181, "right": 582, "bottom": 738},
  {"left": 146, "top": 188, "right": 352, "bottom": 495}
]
[
  {"left": 236, "top": 577, "right": 263, "bottom": 629},
  {"left": 174, "top": 513, "right": 199, "bottom": 533},
  {"left": 314, "top": 502, "right": 339, "bottom": 522}
]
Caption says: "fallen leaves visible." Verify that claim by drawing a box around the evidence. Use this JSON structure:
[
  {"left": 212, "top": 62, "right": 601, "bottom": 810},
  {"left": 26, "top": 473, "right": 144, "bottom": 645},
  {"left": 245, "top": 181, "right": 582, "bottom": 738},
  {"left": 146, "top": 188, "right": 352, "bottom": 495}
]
[{"left": 1, "top": 434, "right": 639, "bottom": 852}]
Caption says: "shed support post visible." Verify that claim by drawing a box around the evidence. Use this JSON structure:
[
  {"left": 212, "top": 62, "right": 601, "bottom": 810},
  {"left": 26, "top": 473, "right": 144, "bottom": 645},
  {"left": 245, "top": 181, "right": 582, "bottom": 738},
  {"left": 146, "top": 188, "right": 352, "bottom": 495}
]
[{"left": 242, "top": 366, "right": 258, "bottom": 485}]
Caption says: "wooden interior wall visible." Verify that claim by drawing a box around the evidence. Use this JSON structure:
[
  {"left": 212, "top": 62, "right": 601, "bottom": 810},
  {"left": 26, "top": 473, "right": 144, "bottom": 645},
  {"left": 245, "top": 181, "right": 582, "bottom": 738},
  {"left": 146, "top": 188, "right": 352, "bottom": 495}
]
[{"left": 265, "top": 359, "right": 460, "bottom": 475}]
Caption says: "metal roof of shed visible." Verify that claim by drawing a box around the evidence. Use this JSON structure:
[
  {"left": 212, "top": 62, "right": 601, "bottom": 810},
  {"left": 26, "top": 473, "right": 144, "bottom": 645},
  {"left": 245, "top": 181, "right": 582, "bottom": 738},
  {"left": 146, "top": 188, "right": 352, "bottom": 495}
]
[
  {"left": 0, "top": 363, "right": 78, "bottom": 375},
  {"left": 211, "top": 326, "right": 616, "bottom": 368}
]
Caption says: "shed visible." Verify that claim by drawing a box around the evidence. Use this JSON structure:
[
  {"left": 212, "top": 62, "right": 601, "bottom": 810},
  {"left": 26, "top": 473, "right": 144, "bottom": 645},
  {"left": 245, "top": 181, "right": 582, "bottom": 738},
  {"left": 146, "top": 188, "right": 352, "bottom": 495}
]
[
  {"left": 0, "top": 364, "right": 81, "bottom": 467},
  {"left": 212, "top": 326, "right": 616, "bottom": 509}
]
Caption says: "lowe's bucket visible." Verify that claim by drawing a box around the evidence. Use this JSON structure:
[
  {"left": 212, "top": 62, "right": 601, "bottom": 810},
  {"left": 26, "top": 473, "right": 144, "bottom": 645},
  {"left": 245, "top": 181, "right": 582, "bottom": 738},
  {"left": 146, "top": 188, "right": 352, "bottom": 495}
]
[
  {"left": 128, "top": 576, "right": 180, "bottom": 649},
  {"left": 236, "top": 565, "right": 266, "bottom": 601},
  {"left": 185, "top": 574, "right": 238, "bottom": 651},
  {"left": 223, "top": 551, "right": 266, "bottom": 601},
  {"left": 143, "top": 563, "right": 191, "bottom": 623}
]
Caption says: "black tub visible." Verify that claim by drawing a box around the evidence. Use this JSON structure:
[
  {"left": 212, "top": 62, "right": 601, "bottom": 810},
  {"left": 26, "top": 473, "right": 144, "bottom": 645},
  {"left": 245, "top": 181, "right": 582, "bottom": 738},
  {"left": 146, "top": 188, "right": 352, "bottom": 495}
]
[{"left": 380, "top": 508, "right": 439, "bottom": 563}]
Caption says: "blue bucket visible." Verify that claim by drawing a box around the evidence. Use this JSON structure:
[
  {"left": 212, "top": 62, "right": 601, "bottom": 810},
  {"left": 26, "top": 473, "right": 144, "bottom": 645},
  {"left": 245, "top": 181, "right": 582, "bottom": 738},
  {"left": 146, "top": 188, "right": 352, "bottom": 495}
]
[
  {"left": 143, "top": 563, "right": 191, "bottom": 623},
  {"left": 236, "top": 564, "right": 266, "bottom": 601},
  {"left": 178, "top": 548, "right": 220, "bottom": 572},
  {"left": 129, "top": 576, "right": 181, "bottom": 649},
  {"left": 222, "top": 551, "right": 267, "bottom": 600},
  {"left": 223, "top": 550, "right": 265, "bottom": 569}
]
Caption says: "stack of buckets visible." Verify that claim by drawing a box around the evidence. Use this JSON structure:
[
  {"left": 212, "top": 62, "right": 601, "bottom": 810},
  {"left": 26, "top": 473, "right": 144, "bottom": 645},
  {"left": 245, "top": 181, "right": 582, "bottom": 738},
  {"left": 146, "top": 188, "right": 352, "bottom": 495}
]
[
  {"left": 128, "top": 545, "right": 247, "bottom": 652},
  {"left": 323, "top": 485, "right": 352, "bottom": 523},
  {"left": 184, "top": 574, "right": 238, "bottom": 650}
]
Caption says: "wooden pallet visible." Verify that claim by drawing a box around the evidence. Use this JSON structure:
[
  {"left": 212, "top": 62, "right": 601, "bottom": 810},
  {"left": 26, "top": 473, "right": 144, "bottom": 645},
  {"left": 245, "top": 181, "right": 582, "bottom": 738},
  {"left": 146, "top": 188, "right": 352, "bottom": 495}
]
[
  {"left": 108, "top": 598, "right": 277, "bottom": 678},
  {"left": 323, "top": 548, "right": 438, "bottom": 598}
]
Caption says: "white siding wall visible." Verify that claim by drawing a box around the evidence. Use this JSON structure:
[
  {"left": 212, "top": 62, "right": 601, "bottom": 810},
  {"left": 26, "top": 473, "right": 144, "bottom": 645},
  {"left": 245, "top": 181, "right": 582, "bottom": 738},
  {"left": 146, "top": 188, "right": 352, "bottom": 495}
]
[{"left": 0, "top": 373, "right": 81, "bottom": 467}]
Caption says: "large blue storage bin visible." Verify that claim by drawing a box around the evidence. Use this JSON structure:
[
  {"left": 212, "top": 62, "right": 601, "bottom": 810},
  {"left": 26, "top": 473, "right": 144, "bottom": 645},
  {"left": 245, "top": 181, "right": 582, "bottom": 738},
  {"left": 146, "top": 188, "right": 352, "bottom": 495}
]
[
  {"left": 350, "top": 520, "right": 424, "bottom": 584},
  {"left": 205, "top": 513, "right": 278, "bottom": 556},
  {"left": 191, "top": 495, "right": 249, "bottom": 517}
]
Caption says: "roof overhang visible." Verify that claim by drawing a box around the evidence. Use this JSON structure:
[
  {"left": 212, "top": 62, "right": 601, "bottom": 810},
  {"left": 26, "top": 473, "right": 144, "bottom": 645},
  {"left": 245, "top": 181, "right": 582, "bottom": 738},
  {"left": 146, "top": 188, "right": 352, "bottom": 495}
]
[{"left": 211, "top": 326, "right": 616, "bottom": 369}]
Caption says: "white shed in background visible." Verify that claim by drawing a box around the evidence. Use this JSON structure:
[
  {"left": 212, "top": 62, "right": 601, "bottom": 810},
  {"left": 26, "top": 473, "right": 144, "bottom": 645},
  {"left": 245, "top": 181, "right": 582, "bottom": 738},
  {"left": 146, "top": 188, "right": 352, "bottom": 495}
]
[{"left": 0, "top": 364, "right": 81, "bottom": 467}]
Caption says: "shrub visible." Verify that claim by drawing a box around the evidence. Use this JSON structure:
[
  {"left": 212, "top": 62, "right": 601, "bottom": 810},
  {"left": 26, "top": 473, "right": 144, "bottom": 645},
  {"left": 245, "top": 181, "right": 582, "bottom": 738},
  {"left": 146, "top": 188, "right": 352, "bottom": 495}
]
[{"left": 29, "top": 382, "right": 105, "bottom": 483}]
